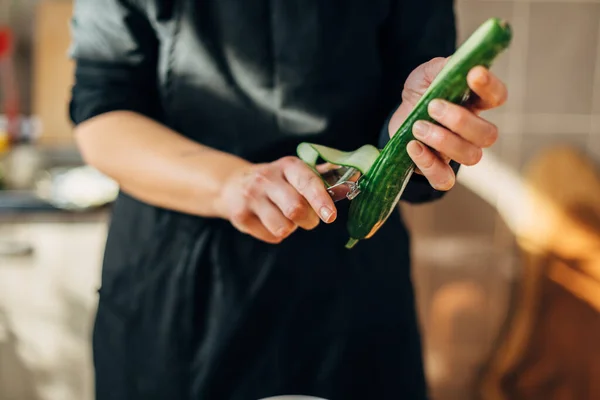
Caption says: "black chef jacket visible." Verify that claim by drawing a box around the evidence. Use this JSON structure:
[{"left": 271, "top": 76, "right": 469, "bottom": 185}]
[{"left": 68, "top": 1, "right": 458, "bottom": 399}]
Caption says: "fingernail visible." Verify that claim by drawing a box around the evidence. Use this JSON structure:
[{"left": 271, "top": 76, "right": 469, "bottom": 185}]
[
  {"left": 412, "top": 121, "right": 429, "bottom": 139},
  {"left": 428, "top": 100, "right": 445, "bottom": 118},
  {"left": 320, "top": 206, "right": 333, "bottom": 222},
  {"left": 408, "top": 140, "right": 424, "bottom": 156}
]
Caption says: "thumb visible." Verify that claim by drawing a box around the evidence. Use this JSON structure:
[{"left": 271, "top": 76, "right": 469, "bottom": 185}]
[
  {"left": 421, "top": 56, "right": 450, "bottom": 84},
  {"left": 389, "top": 57, "right": 451, "bottom": 138},
  {"left": 404, "top": 57, "right": 450, "bottom": 97}
]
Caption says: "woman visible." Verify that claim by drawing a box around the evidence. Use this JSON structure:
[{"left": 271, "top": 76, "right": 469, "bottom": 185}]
[{"left": 68, "top": 0, "right": 507, "bottom": 398}]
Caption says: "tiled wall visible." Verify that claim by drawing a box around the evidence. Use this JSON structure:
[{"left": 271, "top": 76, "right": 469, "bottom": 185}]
[{"left": 402, "top": 1, "right": 600, "bottom": 398}]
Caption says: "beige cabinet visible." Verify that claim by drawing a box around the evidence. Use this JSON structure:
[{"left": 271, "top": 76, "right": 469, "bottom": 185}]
[{"left": 0, "top": 213, "right": 108, "bottom": 400}]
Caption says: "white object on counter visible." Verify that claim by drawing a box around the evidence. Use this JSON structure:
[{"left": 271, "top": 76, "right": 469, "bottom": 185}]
[{"left": 35, "top": 165, "right": 119, "bottom": 210}]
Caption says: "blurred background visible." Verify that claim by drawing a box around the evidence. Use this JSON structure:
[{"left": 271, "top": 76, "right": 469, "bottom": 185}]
[{"left": 0, "top": 0, "right": 599, "bottom": 399}]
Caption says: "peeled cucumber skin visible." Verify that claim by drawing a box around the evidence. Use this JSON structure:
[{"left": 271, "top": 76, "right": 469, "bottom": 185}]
[{"left": 345, "top": 18, "right": 512, "bottom": 249}]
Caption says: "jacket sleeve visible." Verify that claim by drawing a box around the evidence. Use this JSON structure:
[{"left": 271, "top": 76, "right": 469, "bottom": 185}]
[
  {"left": 68, "top": 0, "right": 161, "bottom": 126},
  {"left": 377, "top": 0, "right": 459, "bottom": 204}
]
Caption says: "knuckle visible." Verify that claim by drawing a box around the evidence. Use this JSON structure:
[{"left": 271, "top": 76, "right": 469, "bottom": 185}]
[
  {"left": 231, "top": 207, "right": 252, "bottom": 225},
  {"left": 240, "top": 183, "right": 254, "bottom": 200},
  {"left": 428, "top": 127, "right": 446, "bottom": 148},
  {"left": 241, "top": 180, "right": 260, "bottom": 200},
  {"left": 309, "top": 173, "right": 322, "bottom": 185},
  {"left": 241, "top": 173, "right": 265, "bottom": 198},
  {"left": 309, "top": 189, "right": 329, "bottom": 206},
  {"left": 424, "top": 57, "right": 446, "bottom": 77},
  {"left": 297, "top": 172, "right": 321, "bottom": 193},
  {"left": 252, "top": 167, "right": 271, "bottom": 185},
  {"left": 279, "top": 156, "right": 300, "bottom": 169},
  {"left": 284, "top": 201, "right": 307, "bottom": 221},
  {"left": 452, "top": 108, "right": 468, "bottom": 128},
  {"left": 420, "top": 152, "right": 436, "bottom": 170},
  {"left": 423, "top": 60, "right": 436, "bottom": 76},
  {"left": 242, "top": 168, "right": 273, "bottom": 199}
]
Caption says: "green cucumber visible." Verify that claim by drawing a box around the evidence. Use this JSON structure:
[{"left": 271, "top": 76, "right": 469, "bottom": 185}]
[
  {"left": 297, "top": 18, "right": 512, "bottom": 248},
  {"left": 344, "top": 18, "right": 512, "bottom": 248}
]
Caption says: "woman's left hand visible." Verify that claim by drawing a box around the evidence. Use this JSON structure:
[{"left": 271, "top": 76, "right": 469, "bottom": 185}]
[{"left": 388, "top": 56, "right": 508, "bottom": 191}]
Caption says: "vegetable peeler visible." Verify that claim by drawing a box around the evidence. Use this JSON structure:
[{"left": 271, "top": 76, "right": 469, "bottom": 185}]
[
  {"left": 296, "top": 142, "right": 379, "bottom": 203},
  {"left": 320, "top": 165, "right": 362, "bottom": 202}
]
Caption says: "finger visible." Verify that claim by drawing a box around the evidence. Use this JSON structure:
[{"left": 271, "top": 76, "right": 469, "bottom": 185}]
[
  {"left": 413, "top": 148, "right": 451, "bottom": 176},
  {"left": 423, "top": 56, "right": 450, "bottom": 84},
  {"left": 230, "top": 209, "right": 286, "bottom": 244},
  {"left": 427, "top": 99, "right": 498, "bottom": 148},
  {"left": 250, "top": 196, "right": 298, "bottom": 239},
  {"left": 280, "top": 157, "right": 337, "bottom": 223},
  {"left": 412, "top": 120, "right": 482, "bottom": 166},
  {"left": 315, "top": 162, "right": 339, "bottom": 174},
  {"left": 401, "top": 57, "right": 450, "bottom": 106},
  {"left": 265, "top": 179, "right": 321, "bottom": 230},
  {"left": 407, "top": 140, "right": 455, "bottom": 191},
  {"left": 466, "top": 66, "right": 508, "bottom": 111},
  {"left": 430, "top": 148, "right": 452, "bottom": 165}
]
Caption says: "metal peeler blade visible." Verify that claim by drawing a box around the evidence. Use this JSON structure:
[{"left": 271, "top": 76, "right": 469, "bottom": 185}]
[{"left": 319, "top": 166, "right": 362, "bottom": 202}]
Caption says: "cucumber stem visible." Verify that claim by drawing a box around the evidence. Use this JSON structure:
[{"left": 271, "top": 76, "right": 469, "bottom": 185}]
[{"left": 345, "top": 238, "right": 359, "bottom": 249}]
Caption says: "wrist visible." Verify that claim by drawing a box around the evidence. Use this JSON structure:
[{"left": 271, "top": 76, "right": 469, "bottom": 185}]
[{"left": 210, "top": 157, "right": 255, "bottom": 220}]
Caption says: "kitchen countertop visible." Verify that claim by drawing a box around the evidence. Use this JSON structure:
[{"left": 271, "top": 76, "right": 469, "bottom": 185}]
[
  {"left": 0, "top": 191, "right": 60, "bottom": 212},
  {"left": 0, "top": 190, "right": 111, "bottom": 222}
]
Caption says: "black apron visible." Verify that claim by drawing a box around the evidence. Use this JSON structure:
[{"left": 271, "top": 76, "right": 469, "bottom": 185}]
[{"left": 68, "top": 0, "right": 457, "bottom": 398}]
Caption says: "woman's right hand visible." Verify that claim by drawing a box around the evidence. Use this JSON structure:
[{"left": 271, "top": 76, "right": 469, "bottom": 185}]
[{"left": 218, "top": 156, "right": 338, "bottom": 244}]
